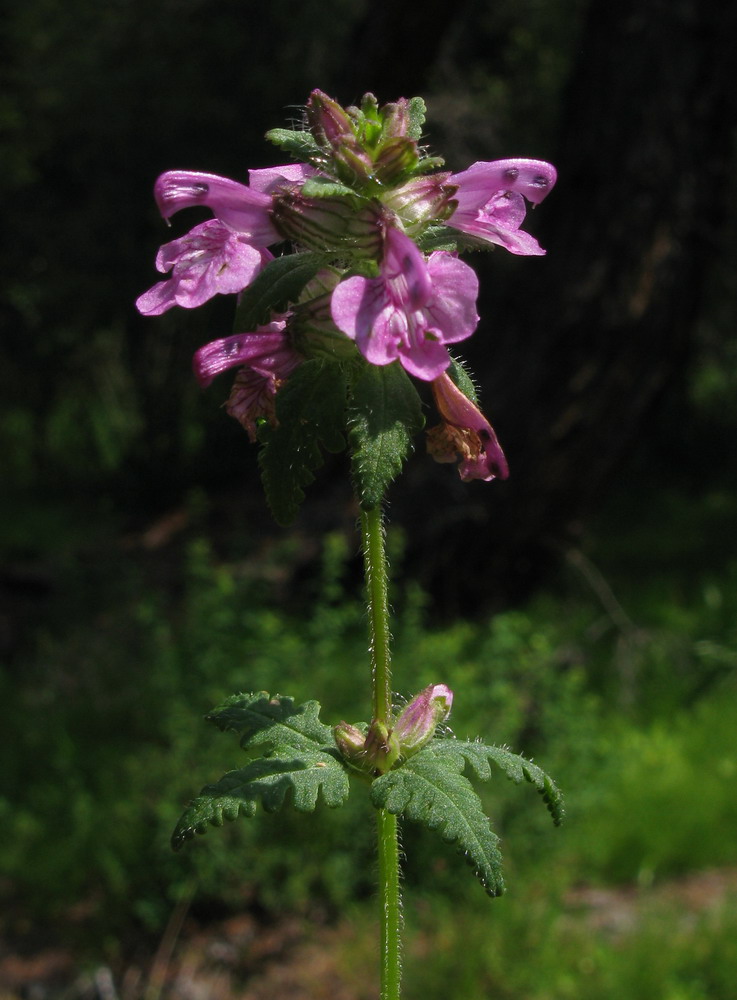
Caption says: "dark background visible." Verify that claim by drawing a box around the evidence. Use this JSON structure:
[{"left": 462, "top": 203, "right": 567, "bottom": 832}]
[{"left": 2, "top": 0, "right": 736, "bottom": 623}]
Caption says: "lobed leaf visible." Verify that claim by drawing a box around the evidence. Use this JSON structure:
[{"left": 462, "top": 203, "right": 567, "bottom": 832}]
[
  {"left": 265, "top": 128, "right": 323, "bottom": 163},
  {"left": 427, "top": 738, "right": 565, "bottom": 825},
  {"left": 234, "top": 252, "right": 327, "bottom": 332},
  {"left": 206, "top": 691, "right": 335, "bottom": 755},
  {"left": 300, "top": 176, "right": 358, "bottom": 200},
  {"left": 172, "top": 750, "right": 349, "bottom": 850},
  {"left": 348, "top": 361, "right": 425, "bottom": 509},
  {"left": 258, "top": 358, "right": 347, "bottom": 525},
  {"left": 371, "top": 752, "right": 504, "bottom": 895},
  {"left": 406, "top": 97, "right": 426, "bottom": 141}
]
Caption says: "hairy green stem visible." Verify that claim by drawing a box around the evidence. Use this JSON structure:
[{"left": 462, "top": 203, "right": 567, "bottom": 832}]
[
  {"left": 361, "top": 505, "right": 402, "bottom": 1000},
  {"left": 377, "top": 808, "right": 402, "bottom": 1000},
  {"left": 361, "top": 505, "right": 393, "bottom": 724}
]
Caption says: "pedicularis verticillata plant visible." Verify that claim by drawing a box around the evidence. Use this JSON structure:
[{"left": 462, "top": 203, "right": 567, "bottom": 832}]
[{"left": 138, "top": 90, "right": 564, "bottom": 999}]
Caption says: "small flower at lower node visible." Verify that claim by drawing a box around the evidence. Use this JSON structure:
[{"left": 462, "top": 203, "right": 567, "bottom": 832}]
[
  {"left": 393, "top": 684, "right": 453, "bottom": 758},
  {"left": 428, "top": 373, "right": 509, "bottom": 482},
  {"left": 192, "top": 323, "right": 303, "bottom": 442}
]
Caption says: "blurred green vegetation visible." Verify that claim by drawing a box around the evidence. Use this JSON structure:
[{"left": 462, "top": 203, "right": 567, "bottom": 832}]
[{"left": 2, "top": 500, "right": 736, "bottom": 996}]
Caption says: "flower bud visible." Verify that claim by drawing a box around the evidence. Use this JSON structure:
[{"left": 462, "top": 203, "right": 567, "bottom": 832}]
[
  {"left": 380, "top": 98, "right": 412, "bottom": 138},
  {"left": 393, "top": 684, "right": 454, "bottom": 758},
  {"left": 306, "top": 90, "right": 374, "bottom": 185},
  {"left": 372, "top": 137, "right": 420, "bottom": 185},
  {"left": 334, "top": 722, "right": 368, "bottom": 763},
  {"left": 381, "top": 174, "right": 458, "bottom": 232},
  {"left": 307, "top": 89, "right": 357, "bottom": 147}
]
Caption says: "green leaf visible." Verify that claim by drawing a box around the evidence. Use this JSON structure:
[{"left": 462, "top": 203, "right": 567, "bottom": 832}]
[
  {"left": 349, "top": 361, "right": 424, "bottom": 509},
  {"left": 447, "top": 355, "right": 479, "bottom": 405},
  {"left": 234, "top": 253, "right": 327, "bottom": 332},
  {"left": 172, "top": 751, "right": 350, "bottom": 850},
  {"left": 258, "top": 359, "right": 347, "bottom": 525},
  {"left": 172, "top": 693, "right": 350, "bottom": 850},
  {"left": 206, "top": 691, "right": 335, "bottom": 755},
  {"left": 427, "top": 738, "right": 565, "bottom": 825},
  {"left": 265, "top": 128, "right": 323, "bottom": 163},
  {"left": 414, "top": 225, "right": 458, "bottom": 253},
  {"left": 300, "top": 176, "right": 358, "bottom": 200},
  {"left": 371, "top": 751, "right": 505, "bottom": 896},
  {"left": 406, "top": 97, "right": 426, "bottom": 140}
]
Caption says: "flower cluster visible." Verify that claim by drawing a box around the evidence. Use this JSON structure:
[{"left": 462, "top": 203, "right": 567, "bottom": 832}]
[{"left": 137, "top": 90, "right": 555, "bottom": 482}]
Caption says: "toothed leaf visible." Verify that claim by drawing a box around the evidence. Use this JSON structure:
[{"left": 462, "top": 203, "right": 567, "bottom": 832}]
[
  {"left": 234, "top": 252, "right": 327, "bottom": 332},
  {"left": 258, "top": 358, "right": 347, "bottom": 525},
  {"left": 428, "top": 738, "right": 565, "bottom": 825},
  {"left": 406, "top": 97, "right": 426, "bottom": 141},
  {"left": 349, "top": 361, "right": 424, "bottom": 509},
  {"left": 172, "top": 750, "right": 349, "bottom": 850},
  {"left": 300, "top": 176, "right": 358, "bottom": 199},
  {"left": 371, "top": 751, "right": 505, "bottom": 895},
  {"left": 265, "top": 128, "right": 323, "bottom": 163},
  {"left": 206, "top": 691, "right": 335, "bottom": 754},
  {"left": 172, "top": 694, "right": 349, "bottom": 850}
]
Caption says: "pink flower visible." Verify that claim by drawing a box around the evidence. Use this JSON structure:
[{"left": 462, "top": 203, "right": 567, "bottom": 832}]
[
  {"left": 448, "top": 158, "right": 557, "bottom": 255},
  {"left": 330, "top": 226, "right": 479, "bottom": 380},
  {"left": 136, "top": 220, "right": 271, "bottom": 316},
  {"left": 138, "top": 165, "right": 318, "bottom": 316},
  {"left": 153, "top": 170, "right": 280, "bottom": 244},
  {"left": 427, "top": 373, "right": 509, "bottom": 482},
  {"left": 192, "top": 323, "right": 303, "bottom": 441}
]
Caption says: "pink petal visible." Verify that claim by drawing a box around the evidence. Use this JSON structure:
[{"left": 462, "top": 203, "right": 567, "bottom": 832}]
[
  {"left": 399, "top": 337, "right": 451, "bottom": 380},
  {"left": 138, "top": 220, "right": 271, "bottom": 316},
  {"left": 450, "top": 158, "right": 557, "bottom": 211},
  {"left": 383, "top": 227, "right": 434, "bottom": 309},
  {"left": 248, "top": 163, "right": 317, "bottom": 193},
  {"left": 153, "top": 170, "right": 279, "bottom": 244},
  {"left": 192, "top": 328, "right": 288, "bottom": 387},
  {"left": 423, "top": 253, "right": 480, "bottom": 344},
  {"left": 135, "top": 280, "right": 177, "bottom": 316}
]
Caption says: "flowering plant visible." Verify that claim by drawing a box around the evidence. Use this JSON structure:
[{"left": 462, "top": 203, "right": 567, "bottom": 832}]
[{"left": 138, "top": 90, "right": 562, "bottom": 999}]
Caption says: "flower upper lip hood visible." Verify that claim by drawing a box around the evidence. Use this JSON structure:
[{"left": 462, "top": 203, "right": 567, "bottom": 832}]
[
  {"left": 153, "top": 170, "right": 281, "bottom": 244},
  {"left": 449, "top": 158, "right": 557, "bottom": 209},
  {"left": 447, "top": 158, "right": 557, "bottom": 256}
]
